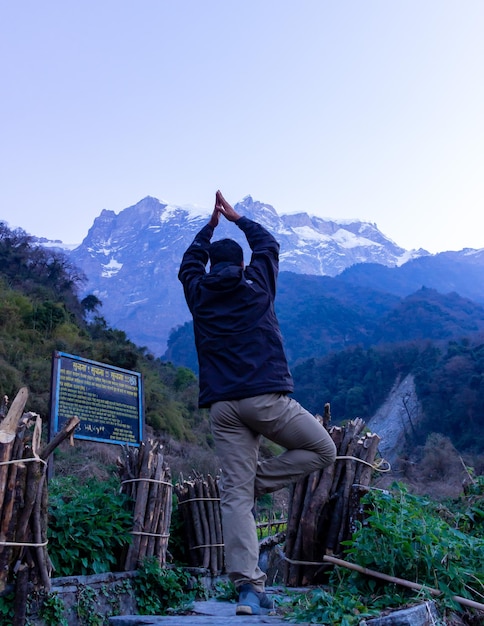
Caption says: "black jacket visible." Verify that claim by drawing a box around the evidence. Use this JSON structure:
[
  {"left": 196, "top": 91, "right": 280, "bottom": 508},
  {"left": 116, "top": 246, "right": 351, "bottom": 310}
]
[{"left": 178, "top": 216, "right": 294, "bottom": 408}]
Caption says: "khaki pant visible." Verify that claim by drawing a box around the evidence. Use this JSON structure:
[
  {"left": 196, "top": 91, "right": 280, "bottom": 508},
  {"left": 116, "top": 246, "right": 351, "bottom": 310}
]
[{"left": 210, "top": 393, "right": 336, "bottom": 591}]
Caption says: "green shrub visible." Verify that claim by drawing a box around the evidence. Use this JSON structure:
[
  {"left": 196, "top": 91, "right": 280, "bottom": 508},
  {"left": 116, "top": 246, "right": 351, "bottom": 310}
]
[
  {"left": 39, "top": 592, "right": 68, "bottom": 626},
  {"left": 285, "top": 481, "right": 484, "bottom": 625},
  {"left": 0, "top": 592, "right": 15, "bottom": 623},
  {"left": 48, "top": 476, "right": 133, "bottom": 576},
  {"left": 134, "top": 558, "right": 195, "bottom": 615},
  {"left": 343, "top": 482, "right": 484, "bottom": 607},
  {"left": 286, "top": 587, "right": 380, "bottom": 626},
  {"left": 453, "top": 472, "right": 484, "bottom": 538}
]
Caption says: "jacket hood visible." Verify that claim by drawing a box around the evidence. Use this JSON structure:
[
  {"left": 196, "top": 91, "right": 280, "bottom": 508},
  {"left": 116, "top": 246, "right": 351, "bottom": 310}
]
[{"left": 203, "top": 263, "right": 244, "bottom": 292}]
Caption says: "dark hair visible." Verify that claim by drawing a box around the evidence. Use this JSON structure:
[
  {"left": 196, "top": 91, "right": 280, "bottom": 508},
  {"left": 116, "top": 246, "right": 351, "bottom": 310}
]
[{"left": 209, "top": 238, "right": 243, "bottom": 267}]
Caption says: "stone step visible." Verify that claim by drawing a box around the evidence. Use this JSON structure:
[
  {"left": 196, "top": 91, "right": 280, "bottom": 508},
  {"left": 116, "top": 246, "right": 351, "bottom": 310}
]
[{"left": 108, "top": 597, "right": 302, "bottom": 625}]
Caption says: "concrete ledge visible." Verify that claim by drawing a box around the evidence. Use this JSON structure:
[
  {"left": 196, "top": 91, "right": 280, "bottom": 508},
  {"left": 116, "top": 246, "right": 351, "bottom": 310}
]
[
  {"left": 27, "top": 571, "right": 138, "bottom": 626},
  {"left": 27, "top": 569, "right": 226, "bottom": 626}
]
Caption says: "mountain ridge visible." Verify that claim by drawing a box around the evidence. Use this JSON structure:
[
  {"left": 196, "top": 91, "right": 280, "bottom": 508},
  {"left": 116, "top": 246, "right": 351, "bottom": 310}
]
[{"left": 68, "top": 195, "right": 434, "bottom": 355}]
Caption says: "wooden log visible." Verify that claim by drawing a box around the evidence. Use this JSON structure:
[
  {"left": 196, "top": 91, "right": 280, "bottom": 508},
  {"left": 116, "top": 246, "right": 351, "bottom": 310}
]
[
  {"left": 299, "top": 425, "right": 343, "bottom": 564},
  {"left": 117, "top": 445, "right": 138, "bottom": 502},
  {"left": 345, "top": 433, "right": 381, "bottom": 540},
  {"left": 333, "top": 426, "right": 366, "bottom": 552},
  {"left": 323, "top": 419, "right": 366, "bottom": 555},
  {"left": 284, "top": 474, "right": 308, "bottom": 586},
  {"left": 0, "top": 388, "right": 29, "bottom": 514},
  {"left": 207, "top": 474, "right": 223, "bottom": 573},
  {"left": 348, "top": 484, "right": 370, "bottom": 537},
  {"left": 124, "top": 442, "right": 151, "bottom": 570},
  {"left": 150, "top": 450, "right": 171, "bottom": 566},
  {"left": 175, "top": 480, "right": 197, "bottom": 567},
  {"left": 283, "top": 424, "right": 343, "bottom": 585},
  {"left": 187, "top": 481, "right": 204, "bottom": 567},
  {"left": 137, "top": 442, "right": 156, "bottom": 561},
  {"left": 39, "top": 416, "right": 80, "bottom": 460},
  {"left": 0, "top": 419, "right": 28, "bottom": 582},
  {"left": 329, "top": 419, "right": 365, "bottom": 499},
  {"left": 145, "top": 444, "right": 164, "bottom": 559},
  {"left": 290, "top": 468, "right": 320, "bottom": 584},
  {"left": 300, "top": 462, "right": 336, "bottom": 573},
  {"left": 354, "top": 432, "right": 381, "bottom": 487},
  {"left": 12, "top": 563, "right": 29, "bottom": 626},
  {"left": 194, "top": 477, "right": 210, "bottom": 569},
  {"left": 201, "top": 478, "right": 217, "bottom": 574},
  {"left": 155, "top": 469, "right": 171, "bottom": 567},
  {"left": 33, "top": 472, "right": 50, "bottom": 589}
]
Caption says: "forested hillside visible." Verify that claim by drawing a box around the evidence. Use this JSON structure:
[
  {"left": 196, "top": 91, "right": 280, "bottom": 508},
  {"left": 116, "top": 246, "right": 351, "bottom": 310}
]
[
  {"left": 164, "top": 272, "right": 484, "bottom": 455},
  {"left": 0, "top": 222, "right": 210, "bottom": 446},
  {"left": 292, "top": 340, "right": 484, "bottom": 453},
  {"left": 165, "top": 272, "right": 484, "bottom": 368}
]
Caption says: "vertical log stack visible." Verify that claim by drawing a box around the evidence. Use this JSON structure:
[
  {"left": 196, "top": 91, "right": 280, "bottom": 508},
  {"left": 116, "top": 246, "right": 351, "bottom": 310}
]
[
  {"left": 0, "top": 388, "right": 80, "bottom": 626},
  {"left": 284, "top": 415, "right": 381, "bottom": 586},
  {"left": 174, "top": 474, "right": 224, "bottom": 575},
  {"left": 117, "top": 439, "right": 172, "bottom": 570}
]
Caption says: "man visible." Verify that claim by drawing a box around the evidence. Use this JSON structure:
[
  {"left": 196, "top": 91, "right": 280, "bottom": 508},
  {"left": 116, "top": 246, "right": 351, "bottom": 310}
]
[{"left": 178, "top": 190, "right": 336, "bottom": 616}]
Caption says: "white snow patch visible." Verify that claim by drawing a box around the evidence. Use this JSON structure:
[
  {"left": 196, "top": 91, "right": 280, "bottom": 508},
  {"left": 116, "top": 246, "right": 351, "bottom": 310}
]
[
  {"left": 182, "top": 203, "right": 211, "bottom": 219},
  {"left": 292, "top": 226, "right": 332, "bottom": 242},
  {"left": 280, "top": 249, "right": 306, "bottom": 258},
  {"left": 291, "top": 225, "right": 382, "bottom": 249},
  {"left": 331, "top": 228, "right": 381, "bottom": 249},
  {"left": 101, "top": 258, "right": 123, "bottom": 277},
  {"left": 395, "top": 250, "right": 423, "bottom": 266},
  {"left": 281, "top": 211, "right": 361, "bottom": 225},
  {"left": 160, "top": 203, "right": 210, "bottom": 223}
]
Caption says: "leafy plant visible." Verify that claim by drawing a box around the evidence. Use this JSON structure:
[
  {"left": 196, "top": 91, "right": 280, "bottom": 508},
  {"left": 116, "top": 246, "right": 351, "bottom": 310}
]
[
  {"left": 0, "top": 592, "right": 15, "bottom": 623},
  {"left": 284, "top": 481, "right": 484, "bottom": 625},
  {"left": 134, "top": 558, "right": 195, "bottom": 615},
  {"left": 76, "top": 585, "right": 103, "bottom": 626},
  {"left": 213, "top": 578, "right": 237, "bottom": 602},
  {"left": 453, "top": 472, "right": 484, "bottom": 538},
  {"left": 343, "top": 483, "right": 484, "bottom": 606},
  {"left": 285, "top": 587, "right": 380, "bottom": 626},
  {"left": 167, "top": 494, "right": 189, "bottom": 565},
  {"left": 47, "top": 476, "right": 133, "bottom": 576},
  {"left": 39, "top": 592, "right": 68, "bottom": 626}
]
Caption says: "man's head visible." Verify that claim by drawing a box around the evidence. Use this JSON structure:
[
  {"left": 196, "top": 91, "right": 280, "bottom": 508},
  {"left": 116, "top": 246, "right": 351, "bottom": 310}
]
[{"left": 209, "top": 238, "right": 244, "bottom": 268}]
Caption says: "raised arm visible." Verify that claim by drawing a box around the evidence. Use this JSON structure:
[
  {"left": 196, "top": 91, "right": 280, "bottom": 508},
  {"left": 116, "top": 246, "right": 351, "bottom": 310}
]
[{"left": 178, "top": 193, "right": 223, "bottom": 310}]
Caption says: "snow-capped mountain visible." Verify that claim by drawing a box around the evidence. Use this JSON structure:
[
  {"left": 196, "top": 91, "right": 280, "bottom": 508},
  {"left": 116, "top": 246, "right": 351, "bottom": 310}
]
[{"left": 69, "top": 195, "right": 428, "bottom": 356}]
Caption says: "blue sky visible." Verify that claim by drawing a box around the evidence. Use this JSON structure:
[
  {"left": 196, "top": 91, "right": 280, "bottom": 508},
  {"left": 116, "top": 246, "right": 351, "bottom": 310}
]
[{"left": 1, "top": 1, "right": 483, "bottom": 252}]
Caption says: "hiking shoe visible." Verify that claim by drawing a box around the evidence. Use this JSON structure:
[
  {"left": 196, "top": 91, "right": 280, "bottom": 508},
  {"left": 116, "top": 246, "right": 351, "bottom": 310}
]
[{"left": 236, "top": 583, "right": 274, "bottom": 615}]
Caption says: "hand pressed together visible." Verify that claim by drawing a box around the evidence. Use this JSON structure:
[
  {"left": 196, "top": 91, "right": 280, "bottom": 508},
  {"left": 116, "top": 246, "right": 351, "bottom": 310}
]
[{"left": 208, "top": 190, "right": 242, "bottom": 228}]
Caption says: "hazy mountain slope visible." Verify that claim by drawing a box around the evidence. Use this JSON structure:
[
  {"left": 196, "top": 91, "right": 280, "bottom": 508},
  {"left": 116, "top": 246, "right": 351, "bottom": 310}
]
[
  {"left": 163, "top": 277, "right": 484, "bottom": 372},
  {"left": 339, "top": 249, "right": 484, "bottom": 305},
  {"left": 373, "top": 287, "right": 484, "bottom": 344}
]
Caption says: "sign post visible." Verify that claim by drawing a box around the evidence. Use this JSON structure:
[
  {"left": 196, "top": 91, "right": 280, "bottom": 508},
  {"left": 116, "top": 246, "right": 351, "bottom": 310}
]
[{"left": 50, "top": 351, "right": 143, "bottom": 446}]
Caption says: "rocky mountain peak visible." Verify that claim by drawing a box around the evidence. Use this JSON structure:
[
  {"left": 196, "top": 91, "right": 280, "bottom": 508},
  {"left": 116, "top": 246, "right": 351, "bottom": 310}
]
[{"left": 69, "top": 195, "right": 428, "bottom": 356}]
